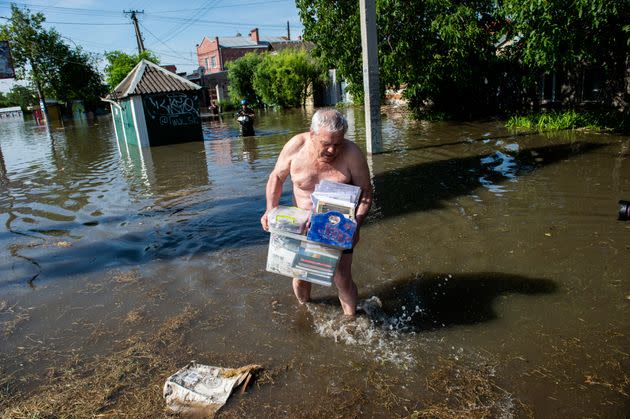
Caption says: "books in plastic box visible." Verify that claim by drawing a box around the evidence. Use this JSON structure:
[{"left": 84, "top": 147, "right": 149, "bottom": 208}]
[
  {"left": 311, "top": 180, "right": 361, "bottom": 220},
  {"left": 266, "top": 229, "right": 341, "bottom": 287}
]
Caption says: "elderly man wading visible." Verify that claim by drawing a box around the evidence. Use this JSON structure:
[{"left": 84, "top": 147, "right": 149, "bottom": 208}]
[{"left": 260, "top": 109, "right": 373, "bottom": 315}]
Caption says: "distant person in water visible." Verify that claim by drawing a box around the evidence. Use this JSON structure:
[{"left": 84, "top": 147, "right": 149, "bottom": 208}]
[
  {"left": 237, "top": 99, "right": 254, "bottom": 119},
  {"left": 236, "top": 99, "right": 255, "bottom": 136},
  {"left": 260, "top": 109, "right": 373, "bottom": 315},
  {"left": 209, "top": 100, "right": 219, "bottom": 115}
]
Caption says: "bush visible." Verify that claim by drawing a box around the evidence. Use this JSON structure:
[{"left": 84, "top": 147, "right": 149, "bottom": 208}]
[
  {"left": 252, "top": 49, "right": 326, "bottom": 108},
  {"left": 216, "top": 99, "right": 238, "bottom": 112},
  {"left": 227, "top": 52, "right": 264, "bottom": 106}
]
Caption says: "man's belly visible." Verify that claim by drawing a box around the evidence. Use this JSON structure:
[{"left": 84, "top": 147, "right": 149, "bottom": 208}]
[{"left": 293, "top": 189, "right": 314, "bottom": 211}]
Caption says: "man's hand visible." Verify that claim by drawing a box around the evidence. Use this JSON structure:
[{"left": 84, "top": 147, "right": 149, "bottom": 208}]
[{"left": 261, "top": 210, "right": 270, "bottom": 231}]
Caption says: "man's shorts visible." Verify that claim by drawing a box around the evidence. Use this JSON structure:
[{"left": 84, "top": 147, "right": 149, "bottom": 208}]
[{"left": 342, "top": 248, "right": 354, "bottom": 255}]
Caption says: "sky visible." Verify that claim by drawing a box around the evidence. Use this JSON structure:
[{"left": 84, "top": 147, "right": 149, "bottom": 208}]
[{"left": 0, "top": 0, "right": 304, "bottom": 92}]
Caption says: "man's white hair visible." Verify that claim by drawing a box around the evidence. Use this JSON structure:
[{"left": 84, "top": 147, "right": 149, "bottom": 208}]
[{"left": 311, "top": 109, "right": 348, "bottom": 135}]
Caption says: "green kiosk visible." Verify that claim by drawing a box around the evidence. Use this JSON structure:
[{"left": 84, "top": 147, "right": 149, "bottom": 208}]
[{"left": 103, "top": 59, "right": 203, "bottom": 149}]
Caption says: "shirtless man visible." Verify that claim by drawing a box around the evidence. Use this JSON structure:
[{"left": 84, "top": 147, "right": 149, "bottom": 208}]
[{"left": 260, "top": 109, "right": 373, "bottom": 315}]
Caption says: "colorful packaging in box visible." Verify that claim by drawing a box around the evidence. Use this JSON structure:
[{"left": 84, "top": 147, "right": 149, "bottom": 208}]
[
  {"left": 266, "top": 231, "right": 341, "bottom": 287},
  {"left": 267, "top": 206, "right": 310, "bottom": 234},
  {"left": 306, "top": 211, "right": 357, "bottom": 249}
]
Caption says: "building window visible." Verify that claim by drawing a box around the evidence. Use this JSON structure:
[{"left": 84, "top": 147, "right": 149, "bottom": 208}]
[
  {"left": 582, "top": 67, "right": 603, "bottom": 102},
  {"left": 204, "top": 58, "right": 209, "bottom": 70},
  {"left": 211, "top": 56, "right": 217, "bottom": 68},
  {"left": 540, "top": 73, "right": 558, "bottom": 102}
]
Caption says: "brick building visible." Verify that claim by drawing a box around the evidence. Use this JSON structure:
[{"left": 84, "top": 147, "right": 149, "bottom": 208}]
[
  {"left": 196, "top": 28, "right": 299, "bottom": 74},
  {"left": 193, "top": 28, "right": 303, "bottom": 107}
]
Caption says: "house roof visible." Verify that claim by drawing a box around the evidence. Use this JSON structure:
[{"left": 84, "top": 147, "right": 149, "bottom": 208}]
[
  {"left": 208, "top": 34, "right": 298, "bottom": 49},
  {"left": 106, "top": 59, "right": 201, "bottom": 100},
  {"left": 217, "top": 36, "right": 268, "bottom": 48}
]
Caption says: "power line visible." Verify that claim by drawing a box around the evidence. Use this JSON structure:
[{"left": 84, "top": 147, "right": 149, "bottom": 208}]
[
  {"left": 152, "top": 0, "right": 291, "bottom": 13},
  {"left": 0, "top": 1, "right": 122, "bottom": 15},
  {"left": 139, "top": 22, "right": 194, "bottom": 63},
  {"left": 124, "top": 10, "right": 145, "bottom": 54},
  {"left": 45, "top": 20, "right": 131, "bottom": 26},
  {"left": 161, "top": 0, "right": 222, "bottom": 44},
  {"left": 146, "top": 15, "right": 303, "bottom": 29}
]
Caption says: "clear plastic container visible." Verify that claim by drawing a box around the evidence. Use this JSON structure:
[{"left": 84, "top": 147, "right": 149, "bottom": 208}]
[
  {"left": 267, "top": 206, "right": 310, "bottom": 234},
  {"left": 266, "top": 230, "right": 342, "bottom": 287}
]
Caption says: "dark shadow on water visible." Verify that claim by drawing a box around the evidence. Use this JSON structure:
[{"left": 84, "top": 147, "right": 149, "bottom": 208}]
[
  {"left": 376, "top": 130, "right": 539, "bottom": 156},
  {"left": 370, "top": 141, "right": 607, "bottom": 221},
  {"left": 312, "top": 271, "right": 557, "bottom": 331}
]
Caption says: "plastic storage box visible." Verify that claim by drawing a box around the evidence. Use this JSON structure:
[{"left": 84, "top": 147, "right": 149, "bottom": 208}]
[
  {"left": 267, "top": 206, "right": 310, "bottom": 234},
  {"left": 266, "top": 229, "right": 342, "bottom": 287}
]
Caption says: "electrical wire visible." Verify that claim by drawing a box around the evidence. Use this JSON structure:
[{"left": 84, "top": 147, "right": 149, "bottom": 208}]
[
  {"left": 152, "top": 0, "right": 291, "bottom": 13},
  {"left": 160, "top": 0, "right": 222, "bottom": 44},
  {"left": 139, "top": 21, "right": 195, "bottom": 63},
  {"left": 45, "top": 20, "right": 131, "bottom": 26}
]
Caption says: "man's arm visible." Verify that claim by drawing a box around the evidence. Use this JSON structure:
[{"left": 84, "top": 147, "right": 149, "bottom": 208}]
[{"left": 260, "top": 136, "right": 299, "bottom": 230}]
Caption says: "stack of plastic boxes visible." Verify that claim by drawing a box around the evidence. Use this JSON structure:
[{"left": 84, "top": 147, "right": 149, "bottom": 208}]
[{"left": 266, "top": 206, "right": 342, "bottom": 286}]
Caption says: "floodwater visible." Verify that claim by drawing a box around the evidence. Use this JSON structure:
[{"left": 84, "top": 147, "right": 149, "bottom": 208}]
[{"left": 0, "top": 108, "right": 628, "bottom": 417}]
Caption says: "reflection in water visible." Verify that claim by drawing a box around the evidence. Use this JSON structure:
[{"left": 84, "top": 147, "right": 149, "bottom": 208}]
[
  {"left": 478, "top": 144, "right": 520, "bottom": 195},
  {"left": 242, "top": 136, "right": 258, "bottom": 167},
  {"left": 0, "top": 143, "right": 6, "bottom": 184},
  {"left": 122, "top": 141, "right": 210, "bottom": 200},
  {"left": 370, "top": 142, "right": 605, "bottom": 220}
]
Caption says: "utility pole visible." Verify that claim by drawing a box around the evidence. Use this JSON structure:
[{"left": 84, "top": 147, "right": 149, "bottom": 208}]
[
  {"left": 359, "top": 0, "right": 382, "bottom": 154},
  {"left": 287, "top": 21, "right": 291, "bottom": 41},
  {"left": 28, "top": 47, "right": 49, "bottom": 126},
  {"left": 124, "top": 10, "right": 145, "bottom": 54}
]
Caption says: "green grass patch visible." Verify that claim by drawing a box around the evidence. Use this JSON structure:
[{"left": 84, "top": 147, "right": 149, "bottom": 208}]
[{"left": 506, "top": 110, "right": 629, "bottom": 133}]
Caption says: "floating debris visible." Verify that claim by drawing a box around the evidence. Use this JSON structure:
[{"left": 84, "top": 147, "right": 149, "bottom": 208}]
[{"left": 163, "top": 362, "right": 262, "bottom": 416}]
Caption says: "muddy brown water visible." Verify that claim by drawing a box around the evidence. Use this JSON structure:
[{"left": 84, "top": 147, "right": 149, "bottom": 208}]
[{"left": 0, "top": 108, "right": 628, "bottom": 417}]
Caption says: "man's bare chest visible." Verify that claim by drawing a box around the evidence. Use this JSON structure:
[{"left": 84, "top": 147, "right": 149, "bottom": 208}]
[{"left": 290, "top": 158, "right": 351, "bottom": 192}]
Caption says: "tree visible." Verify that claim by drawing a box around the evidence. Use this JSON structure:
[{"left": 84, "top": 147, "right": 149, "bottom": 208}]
[
  {"left": 0, "top": 4, "right": 106, "bottom": 111},
  {"left": 296, "top": 0, "right": 503, "bottom": 117},
  {"left": 502, "top": 0, "right": 630, "bottom": 108},
  {"left": 0, "top": 84, "right": 38, "bottom": 110},
  {"left": 297, "top": 0, "right": 630, "bottom": 117},
  {"left": 252, "top": 49, "right": 325, "bottom": 108},
  {"left": 226, "top": 52, "right": 264, "bottom": 106},
  {"left": 103, "top": 50, "right": 160, "bottom": 89}
]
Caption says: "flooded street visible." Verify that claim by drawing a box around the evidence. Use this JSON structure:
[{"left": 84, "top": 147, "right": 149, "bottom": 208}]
[{"left": 1, "top": 108, "right": 628, "bottom": 417}]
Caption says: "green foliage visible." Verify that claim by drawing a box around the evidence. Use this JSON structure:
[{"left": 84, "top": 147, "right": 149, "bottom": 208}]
[
  {"left": 252, "top": 49, "right": 326, "bottom": 108},
  {"left": 103, "top": 50, "right": 160, "bottom": 89},
  {"left": 502, "top": 0, "right": 629, "bottom": 72},
  {"left": 217, "top": 99, "right": 238, "bottom": 112},
  {"left": 226, "top": 52, "right": 264, "bottom": 106},
  {"left": 297, "top": 0, "right": 630, "bottom": 118},
  {"left": 297, "top": 0, "right": 503, "bottom": 116},
  {"left": 506, "top": 110, "right": 629, "bottom": 133},
  {"left": 0, "top": 4, "right": 106, "bottom": 108},
  {"left": 0, "top": 84, "right": 38, "bottom": 110},
  {"left": 296, "top": 0, "right": 364, "bottom": 101}
]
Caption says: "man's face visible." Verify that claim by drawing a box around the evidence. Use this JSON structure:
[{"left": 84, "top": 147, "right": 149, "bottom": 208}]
[{"left": 311, "top": 128, "right": 344, "bottom": 163}]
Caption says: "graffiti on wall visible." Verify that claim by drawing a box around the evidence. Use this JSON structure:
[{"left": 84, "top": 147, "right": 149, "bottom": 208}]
[
  {"left": 0, "top": 41, "right": 16, "bottom": 79},
  {"left": 143, "top": 93, "right": 200, "bottom": 127}
]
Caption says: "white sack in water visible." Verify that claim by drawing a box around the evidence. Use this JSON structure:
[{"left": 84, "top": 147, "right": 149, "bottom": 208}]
[{"left": 163, "top": 361, "right": 260, "bottom": 415}]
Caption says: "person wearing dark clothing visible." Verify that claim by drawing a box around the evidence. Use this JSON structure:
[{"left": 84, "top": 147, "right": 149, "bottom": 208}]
[{"left": 236, "top": 99, "right": 255, "bottom": 136}]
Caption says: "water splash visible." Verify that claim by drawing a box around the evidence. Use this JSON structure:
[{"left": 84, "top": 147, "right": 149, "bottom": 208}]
[{"left": 306, "top": 296, "right": 425, "bottom": 367}]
